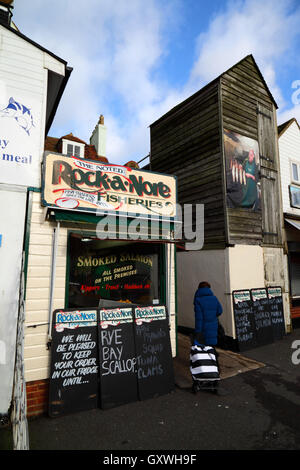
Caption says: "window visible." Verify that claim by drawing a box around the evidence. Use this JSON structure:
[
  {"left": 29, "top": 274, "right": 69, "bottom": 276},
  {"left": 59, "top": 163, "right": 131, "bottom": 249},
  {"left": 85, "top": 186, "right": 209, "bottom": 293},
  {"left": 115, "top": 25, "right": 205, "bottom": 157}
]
[
  {"left": 290, "top": 160, "right": 300, "bottom": 184},
  {"left": 67, "top": 235, "right": 163, "bottom": 309},
  {"left": 290, "top": 185, "right": 300, "bottom": 208},
  {"left": 62, "top": 139, "right": 85, "bottom": 159},
  {"left": 67, "top": 144, "right": 81, "bottom": 158}
]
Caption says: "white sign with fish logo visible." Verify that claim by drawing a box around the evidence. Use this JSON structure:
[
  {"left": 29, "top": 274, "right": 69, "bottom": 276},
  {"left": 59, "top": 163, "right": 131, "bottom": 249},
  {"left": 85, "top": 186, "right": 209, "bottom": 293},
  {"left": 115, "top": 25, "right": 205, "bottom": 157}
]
[{"left": 0, "top": 86, "right": 42, "bottom": 187}]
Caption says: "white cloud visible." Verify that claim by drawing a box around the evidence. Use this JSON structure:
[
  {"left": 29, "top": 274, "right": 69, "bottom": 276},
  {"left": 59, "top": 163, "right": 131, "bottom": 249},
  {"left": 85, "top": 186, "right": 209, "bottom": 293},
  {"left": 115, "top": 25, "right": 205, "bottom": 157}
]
[
  {"left": 13, "top": 0, "right": 300, "bottom": 163},
  {"left": 14, "top": 0, "right": 186, "bottom": 163},
  {"left": 189, "top": 0, "right": 300, "bottom": 111}
]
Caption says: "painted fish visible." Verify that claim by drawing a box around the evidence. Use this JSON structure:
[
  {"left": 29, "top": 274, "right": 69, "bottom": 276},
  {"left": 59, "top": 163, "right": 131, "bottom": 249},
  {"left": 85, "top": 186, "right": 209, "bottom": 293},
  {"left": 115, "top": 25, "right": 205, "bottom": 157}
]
[{"left": 0, "top": 97, "right": 35, "bottom": 135}]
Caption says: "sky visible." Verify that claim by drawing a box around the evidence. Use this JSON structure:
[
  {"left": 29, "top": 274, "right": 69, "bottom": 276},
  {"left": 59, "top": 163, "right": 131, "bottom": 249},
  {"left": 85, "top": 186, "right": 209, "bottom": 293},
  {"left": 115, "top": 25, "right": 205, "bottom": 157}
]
[{"left": 13, "top": 0, "right": 300, "bottom": 165}]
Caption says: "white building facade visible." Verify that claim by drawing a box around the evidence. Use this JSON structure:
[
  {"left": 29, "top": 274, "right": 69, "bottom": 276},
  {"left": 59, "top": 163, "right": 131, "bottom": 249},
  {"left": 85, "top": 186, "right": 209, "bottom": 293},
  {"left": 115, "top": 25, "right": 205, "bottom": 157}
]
[
  {"left": 0, "top": 2, "right": 71, "bottom": 420},
  {"left": 278, "top": 118, "right": 300, "bottom": 321}
]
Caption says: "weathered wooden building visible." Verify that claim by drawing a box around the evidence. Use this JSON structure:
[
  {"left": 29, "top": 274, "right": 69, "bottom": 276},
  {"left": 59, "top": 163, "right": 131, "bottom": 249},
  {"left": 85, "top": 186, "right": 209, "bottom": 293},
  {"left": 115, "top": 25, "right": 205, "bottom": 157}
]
[{"left": 149, "top": 54, "right": 290, "bottom": 345}]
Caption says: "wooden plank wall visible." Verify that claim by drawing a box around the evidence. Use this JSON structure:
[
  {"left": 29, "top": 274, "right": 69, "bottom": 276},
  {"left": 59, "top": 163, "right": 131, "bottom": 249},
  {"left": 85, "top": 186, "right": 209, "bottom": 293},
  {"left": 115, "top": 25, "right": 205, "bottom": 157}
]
[
  {"left": 220, "top": 55, "right": 282, "bottom": 246},
  {"left": 150, "top": 81, "right": 226, "bottom": 249}
]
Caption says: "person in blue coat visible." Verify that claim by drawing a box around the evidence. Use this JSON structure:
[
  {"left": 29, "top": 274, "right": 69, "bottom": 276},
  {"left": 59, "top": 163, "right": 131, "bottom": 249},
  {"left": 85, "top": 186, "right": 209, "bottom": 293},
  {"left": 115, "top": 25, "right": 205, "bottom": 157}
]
[{"left": 193, "top": 281, "right": 223, "bottom": 346}]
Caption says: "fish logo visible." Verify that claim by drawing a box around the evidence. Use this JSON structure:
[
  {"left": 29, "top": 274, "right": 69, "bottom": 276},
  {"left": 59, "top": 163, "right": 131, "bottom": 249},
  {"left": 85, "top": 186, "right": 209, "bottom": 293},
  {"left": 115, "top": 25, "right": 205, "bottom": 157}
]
[{"left": 0, "top": 97, "right": 35, "bottom": 136}]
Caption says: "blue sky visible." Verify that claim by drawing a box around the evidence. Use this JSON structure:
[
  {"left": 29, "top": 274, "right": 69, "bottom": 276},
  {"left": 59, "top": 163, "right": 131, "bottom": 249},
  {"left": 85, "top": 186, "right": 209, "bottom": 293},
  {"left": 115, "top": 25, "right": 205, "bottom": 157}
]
[{"left": 13, "top": 0, "right": 300, "bottom": 165}]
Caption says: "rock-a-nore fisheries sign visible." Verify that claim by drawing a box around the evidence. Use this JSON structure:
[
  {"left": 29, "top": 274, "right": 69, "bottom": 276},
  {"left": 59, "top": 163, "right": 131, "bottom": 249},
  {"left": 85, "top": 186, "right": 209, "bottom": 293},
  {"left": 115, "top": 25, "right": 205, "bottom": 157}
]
[{"left": 42, "top": 152, "right": 177, "bottom": 218}]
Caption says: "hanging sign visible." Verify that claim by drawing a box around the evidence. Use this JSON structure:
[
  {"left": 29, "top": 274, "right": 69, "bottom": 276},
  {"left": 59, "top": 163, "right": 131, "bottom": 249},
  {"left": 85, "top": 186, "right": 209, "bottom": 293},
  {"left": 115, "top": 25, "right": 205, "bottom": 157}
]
[
  {"left": 42, "top": 152, "right": 177, "bottom": 218},
  {"left": 48, "top": 309, "right": 98, "bottom": 418}
]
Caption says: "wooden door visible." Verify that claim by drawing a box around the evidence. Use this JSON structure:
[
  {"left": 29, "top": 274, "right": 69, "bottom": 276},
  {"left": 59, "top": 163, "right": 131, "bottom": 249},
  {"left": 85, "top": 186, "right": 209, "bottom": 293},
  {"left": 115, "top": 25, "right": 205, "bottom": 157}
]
[{"left": 257, "top": 104, "right": 282, "bottom": 245}]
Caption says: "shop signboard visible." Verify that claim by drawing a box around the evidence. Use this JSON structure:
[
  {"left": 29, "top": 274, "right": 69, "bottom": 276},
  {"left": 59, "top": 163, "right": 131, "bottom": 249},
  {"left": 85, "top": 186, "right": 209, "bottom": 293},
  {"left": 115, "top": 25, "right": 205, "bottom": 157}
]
[
  {"left": 49, "top": 304, "right": 174, "bottom": 415},
  {"left": 267, "top": 287, "right": 285, "bottom": 340},
  {"left": 232, "top": 290, "right": 257, "bottom": 351},
  {"left": 48, "top": 309, "right": 98, "bottom": 418},
  {"left": 233, "top": 287, "right": 286, "bottom": 351},
  {"left": 251, "top": 288, "right": 273, "bottom": 346},
  {"left": 98, "top": 307, "right": 138, "bottom": 409},
  {"left": 42, "top": 152, "right": 177, "bottom": 219},
  {"left": 134, "top": 306, "right": 175, "bottom": 400},
  {"left": 0, "top": 88, "right": 43, "bottom": 187}
]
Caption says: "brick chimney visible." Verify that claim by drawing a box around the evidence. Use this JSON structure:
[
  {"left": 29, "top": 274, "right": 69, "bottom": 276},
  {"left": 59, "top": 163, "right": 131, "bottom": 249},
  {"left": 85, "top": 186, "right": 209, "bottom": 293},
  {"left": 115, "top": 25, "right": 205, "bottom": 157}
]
[{"left": 90, "top": 114, "right": 107, "bottom": 158}]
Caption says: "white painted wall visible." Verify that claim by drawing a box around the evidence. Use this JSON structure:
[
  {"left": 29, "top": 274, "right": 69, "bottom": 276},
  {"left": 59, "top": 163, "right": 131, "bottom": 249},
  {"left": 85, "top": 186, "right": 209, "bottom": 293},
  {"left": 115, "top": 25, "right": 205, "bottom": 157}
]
[
  {"left": 0, "top": 24, "right": 67, "bottom": 415},
  {"left": 177, "top": 250, "right": 230, "bottom": 333},
  {"left": 0, "top": 184, "right": 27, "bottom": 416},
  {"left": 24, "top": 192, "right": 67, "bottom": 382},
  {"left": 278, "top": 120, "right": 300, "bottom": 216},
  {"left": 177, "top": 244, "right": 291, "bottom": 339}
]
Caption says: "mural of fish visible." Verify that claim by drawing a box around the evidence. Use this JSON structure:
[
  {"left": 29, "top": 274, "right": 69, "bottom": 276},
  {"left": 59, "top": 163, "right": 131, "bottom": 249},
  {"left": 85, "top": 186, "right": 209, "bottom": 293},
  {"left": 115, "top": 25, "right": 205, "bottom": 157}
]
[{"left": 0, "top": 97, "right": 35, "bottom": 135}]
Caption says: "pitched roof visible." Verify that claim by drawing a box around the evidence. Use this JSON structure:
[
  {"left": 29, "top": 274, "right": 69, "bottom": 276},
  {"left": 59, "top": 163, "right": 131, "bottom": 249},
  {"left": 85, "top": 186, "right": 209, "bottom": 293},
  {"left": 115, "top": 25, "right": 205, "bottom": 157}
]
[
  {"left": 278, "top": 118, "right": 300, "bottom": 137},
  {"left": 150, "top": 54, "right": 277, "bottom": 127},
  {"left": 60, "top": 133, "right": 86, "bottom": 145},
  {"left": 44, "top": 135, "right": 109, "bottom": 162}
]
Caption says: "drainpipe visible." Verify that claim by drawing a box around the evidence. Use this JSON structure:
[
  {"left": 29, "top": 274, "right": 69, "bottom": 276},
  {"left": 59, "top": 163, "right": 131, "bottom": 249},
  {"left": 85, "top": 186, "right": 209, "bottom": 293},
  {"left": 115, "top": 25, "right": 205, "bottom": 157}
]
[{"left": 48, "top": 221, "right": 60, "bottom": 341}]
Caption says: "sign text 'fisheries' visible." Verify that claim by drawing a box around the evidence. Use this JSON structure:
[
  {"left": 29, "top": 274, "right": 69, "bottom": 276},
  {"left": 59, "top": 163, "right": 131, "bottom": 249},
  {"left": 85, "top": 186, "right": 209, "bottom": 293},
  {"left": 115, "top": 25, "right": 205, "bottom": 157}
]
[{"left": 42, "top": 153, "right": 177, "bottom": 217}]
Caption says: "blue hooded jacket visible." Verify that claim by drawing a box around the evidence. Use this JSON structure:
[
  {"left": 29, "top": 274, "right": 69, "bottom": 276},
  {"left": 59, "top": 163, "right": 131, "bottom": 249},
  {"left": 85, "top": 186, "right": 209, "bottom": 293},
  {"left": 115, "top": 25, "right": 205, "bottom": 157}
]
[{"left": 193, "top": 287, "right": 223, "bottom": 346}]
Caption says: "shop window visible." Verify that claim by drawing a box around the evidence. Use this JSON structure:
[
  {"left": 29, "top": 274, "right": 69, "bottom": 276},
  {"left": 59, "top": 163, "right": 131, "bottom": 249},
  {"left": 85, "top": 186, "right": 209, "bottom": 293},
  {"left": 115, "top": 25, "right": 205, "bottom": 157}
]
[{"left": 67, "top": 234, "right": 163, "bottom": 309}]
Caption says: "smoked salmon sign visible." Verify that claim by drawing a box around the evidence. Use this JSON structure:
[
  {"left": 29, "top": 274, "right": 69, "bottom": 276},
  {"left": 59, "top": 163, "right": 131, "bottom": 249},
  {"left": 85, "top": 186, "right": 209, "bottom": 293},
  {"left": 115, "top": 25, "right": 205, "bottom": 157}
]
[{"left": 42, "top": 152, "right": 177, "bottom": 218}]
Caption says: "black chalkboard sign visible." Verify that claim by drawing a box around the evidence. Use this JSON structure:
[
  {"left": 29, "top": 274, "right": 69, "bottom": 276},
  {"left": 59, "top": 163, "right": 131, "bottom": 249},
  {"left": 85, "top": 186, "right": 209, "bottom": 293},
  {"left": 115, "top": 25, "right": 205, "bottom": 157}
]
[
  {"left": 98, "top": 307, "right": 138, "bottom": 409},
  {"left": 232, "top": 290, "right": 257, "bottom": 351},
  {"left": 134, "top": 306, "right": 175, "bottom": 400},
  {"left": 49, "top": 309, "right": 98, "bottom": 418},
  {"left": 251, "top": 288, "right": 274, "bottom": 346},
  {"left": 267, "top": 287, "right": 285, "bottom": 340}
]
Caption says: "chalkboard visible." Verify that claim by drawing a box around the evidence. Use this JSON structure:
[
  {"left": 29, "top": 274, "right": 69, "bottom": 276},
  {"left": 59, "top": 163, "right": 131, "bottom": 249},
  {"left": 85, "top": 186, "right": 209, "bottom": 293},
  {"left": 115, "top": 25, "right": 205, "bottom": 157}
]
[
  {"left": 134, "top": 306, "right": 175, "bottom": 401},
  {"left": 232, "top": 290, "right": 257, "bottom": 351},
  {"left": 98, "top": 307, "right": 138, "bottom": 409},
  {"left": 251, "top": 288, "right": 274, "bottom": 346},
  {"left": 48, "top": 309, "right": 98, "bottom": 418},
  {"left": 267, "top": 287, "right": 285, "bottom": 340}
]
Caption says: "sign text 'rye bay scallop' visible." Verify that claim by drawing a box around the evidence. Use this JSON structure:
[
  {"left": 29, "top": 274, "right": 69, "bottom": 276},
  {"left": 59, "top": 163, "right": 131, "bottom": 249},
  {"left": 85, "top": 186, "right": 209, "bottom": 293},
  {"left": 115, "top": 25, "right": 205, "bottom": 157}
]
[{"left": 42, "top": 153, "right": 177, "bottom": 218}]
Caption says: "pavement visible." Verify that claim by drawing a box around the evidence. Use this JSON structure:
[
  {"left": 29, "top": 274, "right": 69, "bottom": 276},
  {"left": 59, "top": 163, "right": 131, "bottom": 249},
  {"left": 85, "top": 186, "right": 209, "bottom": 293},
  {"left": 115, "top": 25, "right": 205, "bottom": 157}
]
[{"left": 1, "top": 323, "right": 300, "bottom": 453}]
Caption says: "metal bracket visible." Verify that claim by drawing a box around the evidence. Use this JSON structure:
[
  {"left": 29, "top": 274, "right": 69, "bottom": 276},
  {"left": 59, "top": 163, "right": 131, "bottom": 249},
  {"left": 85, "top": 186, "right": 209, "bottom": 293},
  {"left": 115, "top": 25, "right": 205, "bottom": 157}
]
[
  {"left": 261, "top": 174, "right": 276, "bottom": 181},
  {"left": 256, "top": 107, "right": 272, "bottom": 120},
  {"left": 260, "top": 154, "right": 273, "bottom": 163},
  {"left": 262, "top": 231, "right": 278, "bottom": 236}
]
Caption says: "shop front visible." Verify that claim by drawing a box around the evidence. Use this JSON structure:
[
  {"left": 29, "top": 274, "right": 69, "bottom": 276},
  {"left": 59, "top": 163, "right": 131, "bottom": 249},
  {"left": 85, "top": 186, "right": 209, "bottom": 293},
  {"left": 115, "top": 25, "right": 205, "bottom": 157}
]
[{"left": 24, "top": 152, "right": 179, "bottom": 417}]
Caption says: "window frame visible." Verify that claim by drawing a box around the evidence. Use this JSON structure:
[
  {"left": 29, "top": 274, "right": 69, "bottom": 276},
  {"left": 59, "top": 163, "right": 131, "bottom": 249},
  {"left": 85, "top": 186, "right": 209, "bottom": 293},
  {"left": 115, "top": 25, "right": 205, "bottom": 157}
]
[
  {"left": 65, "top": 231, "right": 166, "bottom": 309},
  {"left": 62, "top": 139, "right": 85, "bottom": 159},
  {"left": 290, "top": 159, "right": 300, "bottom": 186}
]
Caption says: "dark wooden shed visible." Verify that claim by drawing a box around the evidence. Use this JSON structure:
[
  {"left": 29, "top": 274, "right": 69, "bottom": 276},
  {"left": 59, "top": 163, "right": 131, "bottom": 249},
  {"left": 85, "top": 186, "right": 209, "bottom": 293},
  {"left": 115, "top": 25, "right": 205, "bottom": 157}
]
[{"left": 150, "top": 55, "right": 283, "bottom": 250}]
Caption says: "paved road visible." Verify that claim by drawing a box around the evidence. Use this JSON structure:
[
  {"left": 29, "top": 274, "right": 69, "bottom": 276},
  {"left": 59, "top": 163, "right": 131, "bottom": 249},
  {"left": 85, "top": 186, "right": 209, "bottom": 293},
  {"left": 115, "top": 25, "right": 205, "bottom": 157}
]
[{"left": 1, "top": 326, "right": 300, "bottom": 452}]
